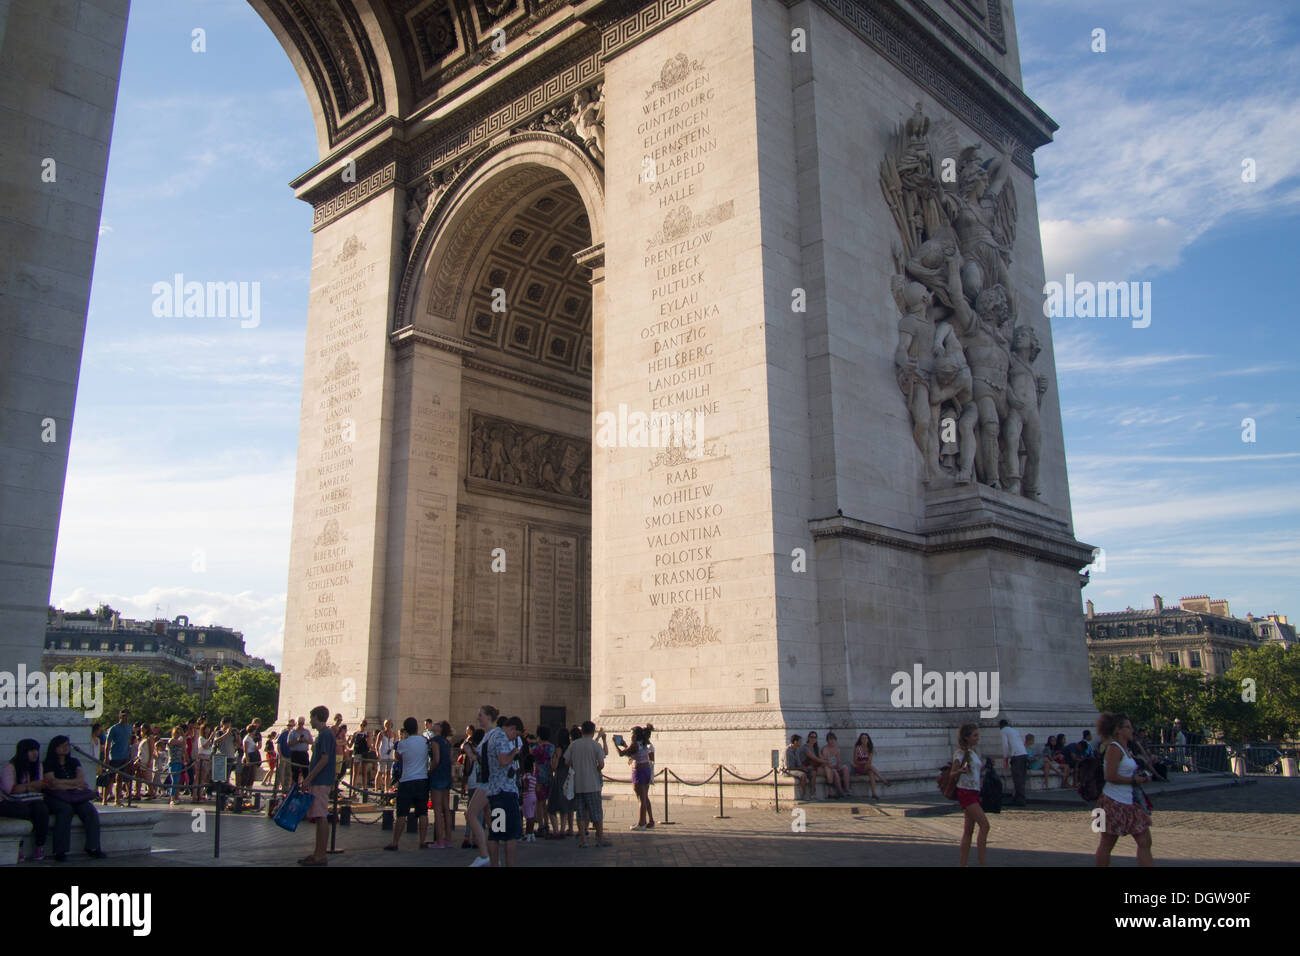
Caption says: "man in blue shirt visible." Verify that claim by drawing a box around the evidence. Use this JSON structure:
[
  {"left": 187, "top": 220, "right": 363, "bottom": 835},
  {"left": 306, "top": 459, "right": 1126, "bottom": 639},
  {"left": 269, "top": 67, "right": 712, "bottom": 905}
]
[
  {"left": 298, "top": 705, "right": 335, "bottom": 866},
  {"left": 105, "top": 710, "right": 133, "bottom": 806}
]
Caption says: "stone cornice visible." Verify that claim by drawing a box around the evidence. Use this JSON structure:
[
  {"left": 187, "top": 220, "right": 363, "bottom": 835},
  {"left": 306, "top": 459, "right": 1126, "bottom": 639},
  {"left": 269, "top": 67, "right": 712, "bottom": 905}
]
[
  {"left": 811, "top": 488, "right": 1095, "bottom": 571},
  {"left": 389, "top": 324, "right": 477, "bottom": 356},
  {"left": 799, "top": 0, "right": 1055, "bottom": 175},
  {"left": 462, "top": 355, "right": 591, "bottom": 401}
]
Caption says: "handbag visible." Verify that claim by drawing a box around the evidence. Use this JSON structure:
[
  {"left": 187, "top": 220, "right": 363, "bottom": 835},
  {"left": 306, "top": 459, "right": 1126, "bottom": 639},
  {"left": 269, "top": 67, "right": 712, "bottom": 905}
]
[
  {"left": 562, "top": 762, "right": 575, "bottom": 801},
  {"left": 273, "top": 785, "right": 314, "bottom": 832},
  {"left": 937, "top": 749, "right": 967, "bottom": 800},
  {"left": 47, "top": 787, "right": 97, "bottom": 804}
]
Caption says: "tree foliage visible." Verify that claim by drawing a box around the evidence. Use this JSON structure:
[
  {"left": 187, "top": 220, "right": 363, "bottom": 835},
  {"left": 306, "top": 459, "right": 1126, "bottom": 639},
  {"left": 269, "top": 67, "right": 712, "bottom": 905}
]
[
  {"left": 65, "top": 657, "right": 200, "bottom": 731},
  {"left": 1092, "top": 649, "right": 1300, "bottom": 744},
  {"left": 206, "top": 667, "right": 280, "bottom": 730}
]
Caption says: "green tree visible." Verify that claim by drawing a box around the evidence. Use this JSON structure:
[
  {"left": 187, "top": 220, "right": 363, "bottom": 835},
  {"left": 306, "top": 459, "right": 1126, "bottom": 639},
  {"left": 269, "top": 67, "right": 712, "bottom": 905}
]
[
  {"left": 207, "top": 668, "right": 280, "bottom": 730},
  {"left": 65, "top": 657, "right": 200, "bottom": 731},
  {"left": 1225, "top": 644, "right": 1300, "bottom": 742}
]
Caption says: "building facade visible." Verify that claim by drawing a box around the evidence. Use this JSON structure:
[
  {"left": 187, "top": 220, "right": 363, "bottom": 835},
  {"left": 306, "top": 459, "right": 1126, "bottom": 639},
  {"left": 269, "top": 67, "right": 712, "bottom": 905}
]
[
  {"left": 1085, "top": 594, "right": 1295, "bottom": 675},
  {"left": 43, "top": 612, "right": 275, "bottom": 699}
]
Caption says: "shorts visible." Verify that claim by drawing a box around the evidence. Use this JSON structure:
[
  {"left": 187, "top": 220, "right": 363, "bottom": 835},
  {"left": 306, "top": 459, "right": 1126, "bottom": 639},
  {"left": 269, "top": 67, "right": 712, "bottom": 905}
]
[
  {"left": 108, "top": 758, "right": 130, "bottom": 779},
  {"left": 396, "top": 779, "right": 429, "bottom": 817},
  {"left": 634, "top": 765, "right": 653, "bottom": 786},
  {"left": 429, "top": 771, "right": 452, "bottom": 792},
  {"left": 291, "top": 752, "right": 310, "bottom": 766},
  {"left": 1099, "top": 793, "right": 1150, "bottom": 836},
  {"left": 306, "top": 785, "right": 330, "bottom": 821},
  {"left": 956, "top": 788, "right": 981, "bottom": 809},
  {"left": 487, "top": 792, "right": 522, "bottom": 841},
  {"left": 574, "top": 791, "right": 603, "bottom": 824},
  {"left": 522, "top": 793, "right": 537, "bottom": 818}
]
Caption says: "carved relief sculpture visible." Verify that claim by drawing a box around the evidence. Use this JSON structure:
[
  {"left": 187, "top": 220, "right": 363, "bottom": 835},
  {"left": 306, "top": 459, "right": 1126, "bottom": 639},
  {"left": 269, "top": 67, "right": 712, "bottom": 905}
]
[
  {"left": 881, "top": 104, "right": 1044, "bottom": 498},
  {"left": 468, "top": 413, "right": 591, "bottom": 500}
]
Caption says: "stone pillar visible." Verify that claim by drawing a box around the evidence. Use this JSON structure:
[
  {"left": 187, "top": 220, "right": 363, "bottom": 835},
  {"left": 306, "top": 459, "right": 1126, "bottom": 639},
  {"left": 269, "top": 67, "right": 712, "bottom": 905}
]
[
  {"left": 0, "top": 0, "right": 130, "bottom": 755},
  {"left": 596, "top": 0, "right": 809, "bottom": 775},
  {"left": 278, "top": 190, "right": 403, "bottom": 726},
  {"left": 378, "top": 329, "right": 467, "bottom": 722}
]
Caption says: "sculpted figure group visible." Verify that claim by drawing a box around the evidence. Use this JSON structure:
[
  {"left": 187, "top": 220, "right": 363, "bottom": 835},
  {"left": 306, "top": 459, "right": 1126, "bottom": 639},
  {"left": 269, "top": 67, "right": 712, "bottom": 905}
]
[{"left": 882, "top": 105, "right": 1046, "bottom": 499}]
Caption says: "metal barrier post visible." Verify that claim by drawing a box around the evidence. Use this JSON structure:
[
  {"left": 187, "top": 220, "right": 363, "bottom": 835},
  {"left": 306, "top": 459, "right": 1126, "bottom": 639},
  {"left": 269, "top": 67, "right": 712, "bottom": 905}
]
[
  {"left": 213, "top": 787, "right": 222, "bottom": 859},
  {"left": 656, "top": 767, "right": 675, "bottom": 825},
  {"left": 327, "top": 784, "right": 344, "bottom": 854},
  {"left": 773, "top": 768, "right": 779, "bottom": 812},
  {"left": 715, "top": 765, "right": 728, "bottom": 819}
]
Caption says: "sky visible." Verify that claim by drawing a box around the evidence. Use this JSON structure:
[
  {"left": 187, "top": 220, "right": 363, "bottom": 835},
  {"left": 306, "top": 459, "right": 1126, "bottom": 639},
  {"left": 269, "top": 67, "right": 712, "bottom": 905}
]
[{"left": 49, "top": 0, "right": 1300, "bottom": 668}]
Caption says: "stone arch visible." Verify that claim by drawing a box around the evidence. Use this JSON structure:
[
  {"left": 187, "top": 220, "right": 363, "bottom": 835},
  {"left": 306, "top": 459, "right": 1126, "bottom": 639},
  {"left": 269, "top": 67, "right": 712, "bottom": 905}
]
[
  {"left": 397, "top": 132, "right": 605, "bottom": 343},
  {"left": 247, "top": 0, "right": 411, "bottom": 157}
]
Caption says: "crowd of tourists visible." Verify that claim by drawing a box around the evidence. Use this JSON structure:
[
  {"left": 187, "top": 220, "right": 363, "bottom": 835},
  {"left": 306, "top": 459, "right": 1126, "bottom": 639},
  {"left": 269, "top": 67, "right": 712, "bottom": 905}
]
[
  {"left": 4, "top": 702, "right": 1169, "bottom": 867},
  {"left": 289, "top": 704, "right": 656, "bottom": 867}
]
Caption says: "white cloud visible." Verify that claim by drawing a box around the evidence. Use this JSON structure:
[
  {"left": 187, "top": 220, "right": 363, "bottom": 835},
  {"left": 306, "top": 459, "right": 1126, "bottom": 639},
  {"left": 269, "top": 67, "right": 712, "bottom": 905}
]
[{"left": 1026, "top": 6, "right": 1300, "bottom": 282}]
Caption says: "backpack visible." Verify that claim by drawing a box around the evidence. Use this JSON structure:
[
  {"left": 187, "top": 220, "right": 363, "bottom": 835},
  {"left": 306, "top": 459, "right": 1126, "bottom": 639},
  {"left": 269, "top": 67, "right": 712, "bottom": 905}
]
[
  {"left": 477, "top": 736, "right": 492, "bottom": 784},
  {"left": 980, "top": 762, "right": 1002, "bottom": 813},
  {"left": 937, "top": 748, "right": 967, "bottom": 800},
  {"left": 1077, "top": 754, "right": 1106, "bottom": 802}
]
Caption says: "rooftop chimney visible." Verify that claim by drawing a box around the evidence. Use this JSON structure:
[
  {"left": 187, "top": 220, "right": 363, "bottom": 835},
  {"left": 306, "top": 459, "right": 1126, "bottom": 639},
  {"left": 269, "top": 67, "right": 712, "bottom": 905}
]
[
  {"left": 1153, "top": 594, "right": 1163, "bottom": 613},
  {"left": 1085, "top": 599, "right": 1095, "bottom": 619}
]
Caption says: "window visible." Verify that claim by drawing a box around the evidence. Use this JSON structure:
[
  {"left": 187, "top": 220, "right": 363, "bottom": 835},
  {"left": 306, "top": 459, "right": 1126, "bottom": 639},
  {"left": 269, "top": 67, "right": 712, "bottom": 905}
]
[
  {"left": 1140, "top": 654, "right": 1152, "bottom": 666},
  {"left": 124, "top": 643, "right": 134, "bottom": 652},
  {"left": 144, "top": 643, "right": 153, "bottom": 652},
  {"left": 61, "top": 641, "right": 70, "bottom": 649},
  {"left": 1189, "top": 651, "right": 1202, "bottom": 669},
  {"left": 99, "top": 641, "right": 107, "bottom": 650},
  {"left": 1167, "top": 652, "right": 1180, "bottom": 667},
  {"left": 197, "top": 633, "right": 205, "bottom": 644},
  {"left": 81, "top": 641, "right": 89, "bottom": 649}
]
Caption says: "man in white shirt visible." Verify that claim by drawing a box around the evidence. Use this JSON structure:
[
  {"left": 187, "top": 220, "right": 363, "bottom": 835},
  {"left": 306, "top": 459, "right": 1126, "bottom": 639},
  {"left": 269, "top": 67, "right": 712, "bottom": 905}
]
[
  {"left": 386, "top": 717, "right": 430, "bottom": 850},
  {"left": 999, "top": 719, "right": 1028, "bottom": 806}
]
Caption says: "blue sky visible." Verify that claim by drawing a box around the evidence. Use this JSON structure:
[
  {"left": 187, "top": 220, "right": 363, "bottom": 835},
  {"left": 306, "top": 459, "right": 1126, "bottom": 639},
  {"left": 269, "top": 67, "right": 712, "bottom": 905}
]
[{"left": 50, "top": 0, "right": 1300, "bottom": 667}]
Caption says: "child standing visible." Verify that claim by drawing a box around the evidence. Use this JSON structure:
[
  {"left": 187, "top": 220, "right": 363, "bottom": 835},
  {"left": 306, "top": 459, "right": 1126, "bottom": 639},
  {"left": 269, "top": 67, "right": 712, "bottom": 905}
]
[
  {"left": 520, "top": 752, "right": 537, "bottom": 843},
  {"left": 263, "top": 735, "right": 278, "bottom": 785}
]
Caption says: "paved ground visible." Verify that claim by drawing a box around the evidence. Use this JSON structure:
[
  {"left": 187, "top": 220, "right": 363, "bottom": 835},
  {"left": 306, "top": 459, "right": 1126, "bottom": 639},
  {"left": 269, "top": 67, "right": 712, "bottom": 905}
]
[{"left": 67, "top": 775, "right": 1300, "bottom": 866}]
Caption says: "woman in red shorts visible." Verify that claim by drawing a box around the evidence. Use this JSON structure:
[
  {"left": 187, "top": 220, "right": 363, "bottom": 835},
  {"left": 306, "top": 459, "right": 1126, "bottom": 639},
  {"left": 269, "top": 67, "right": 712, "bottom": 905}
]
[
  {"left": 1094, "top": 711, "right": 1154, "bottom": 867},
  {"left": 951, "top": 722, "right": 990, "bottom": 867}
]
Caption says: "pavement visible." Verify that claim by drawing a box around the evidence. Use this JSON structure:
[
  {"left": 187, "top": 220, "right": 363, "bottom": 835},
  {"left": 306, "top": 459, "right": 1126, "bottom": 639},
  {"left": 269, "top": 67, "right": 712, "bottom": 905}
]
[{"left": 60, "top": 774, "right": 1300, "bottom": 866}]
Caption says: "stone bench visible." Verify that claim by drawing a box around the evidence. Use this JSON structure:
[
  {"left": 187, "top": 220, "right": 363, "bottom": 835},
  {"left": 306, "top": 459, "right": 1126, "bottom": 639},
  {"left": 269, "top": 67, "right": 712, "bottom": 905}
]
[{"left": 0, "top": 806, "right": 161, "bottom": 864}]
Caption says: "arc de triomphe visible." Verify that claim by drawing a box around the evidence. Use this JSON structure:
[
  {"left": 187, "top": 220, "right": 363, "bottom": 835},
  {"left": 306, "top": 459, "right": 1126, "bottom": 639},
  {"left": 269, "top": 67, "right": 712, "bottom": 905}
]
[{"left": 259, "top": 0, "right": 1098, "bottom": 779}]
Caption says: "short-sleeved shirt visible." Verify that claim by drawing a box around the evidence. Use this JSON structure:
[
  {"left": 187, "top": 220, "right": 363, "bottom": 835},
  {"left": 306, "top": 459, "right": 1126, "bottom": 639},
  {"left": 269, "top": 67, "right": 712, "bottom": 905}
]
[
  {"left": 278, "top": 730, "right": 293, "bottom": 757},
  {"left": 483, "top": 728, "right": 518, "bottom": 796},
  {"left": 566, "top": 736, "right": 604, "bottom": 794},
  {"left": 216, "top": 729, "right": 238, "bottom": 758},
  {"left": 784, "top": 745, "right": 803, "bottom": 770},
  {"left": 397, "top": 735, "right": 429, "bottom": 783},
  {"left": 290, "top": 728, "right": 313, "bottom": 753},
  {"left": 106, "top": 723, "right": 132, "bottom": 761},
  {"left": 308, "top": 728, "right": 336, "bottom": 788},
  {"left": 952, "top": 749, "right": 982, "bottom": 792}
]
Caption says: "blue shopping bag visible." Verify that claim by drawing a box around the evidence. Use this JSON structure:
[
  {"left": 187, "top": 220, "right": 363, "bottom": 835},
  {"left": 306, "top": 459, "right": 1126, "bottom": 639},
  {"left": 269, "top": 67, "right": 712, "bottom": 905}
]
[{"left": 273, "top": 785, "right": 314, "bottom": 832}]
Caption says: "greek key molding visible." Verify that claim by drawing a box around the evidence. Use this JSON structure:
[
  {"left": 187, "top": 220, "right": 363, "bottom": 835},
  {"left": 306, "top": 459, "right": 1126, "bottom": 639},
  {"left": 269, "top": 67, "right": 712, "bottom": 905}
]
[
  {"left": 311, "top": 160, "right": 398, "bottom": 231},
  {"left": 600, "top": 0, "right": 718, "bottom": 60}
]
